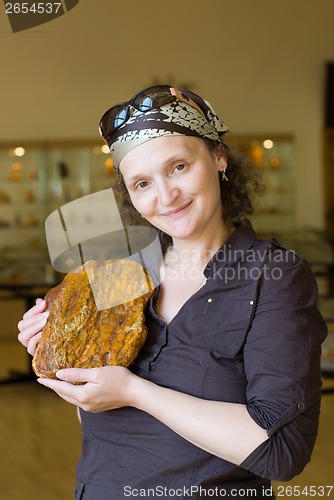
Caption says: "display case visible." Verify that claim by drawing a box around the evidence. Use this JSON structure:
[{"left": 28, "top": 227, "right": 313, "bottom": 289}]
[
  {"left": 0, "top": 140, "right": 117, "bottom": 284},
  {"left": 0, "top": 135, "right": 296, "bottom": 282},
  {"left": 0, "top": 146, "right": 46, "bottom": 250},
  {"left": 225, "top": 134, "right": 296, "bottom": 235}
]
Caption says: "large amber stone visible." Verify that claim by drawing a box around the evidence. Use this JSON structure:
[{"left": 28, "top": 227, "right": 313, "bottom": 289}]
[{"left": 32, "top": 259, "right": 155, "bottom": 379}]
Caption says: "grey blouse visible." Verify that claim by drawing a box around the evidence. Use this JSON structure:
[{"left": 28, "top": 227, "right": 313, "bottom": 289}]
[{"left": 75, "top": 220, "right": 327, "bottom": 500}]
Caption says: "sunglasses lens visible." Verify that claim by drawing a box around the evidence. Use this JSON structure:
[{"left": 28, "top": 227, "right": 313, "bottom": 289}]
[
  {"left": 113, "top": 107, "right": 128, "bottom": 128},
  {"left": 100, "top": 86, "right": 175, "bottom": 140},
  {"left": 137, "top": 96, "right": 156, "bottom": 112},
  {"left": 100, "top": 105, "right": 129, "bottom": 138},
  {"left": 134, "top": 86, "right": 174, "bottom": 112}
]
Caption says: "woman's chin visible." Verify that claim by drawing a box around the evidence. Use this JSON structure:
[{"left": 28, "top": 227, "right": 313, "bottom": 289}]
[{"left": 163, "top": 225, "right": 195, "bottom": 241}]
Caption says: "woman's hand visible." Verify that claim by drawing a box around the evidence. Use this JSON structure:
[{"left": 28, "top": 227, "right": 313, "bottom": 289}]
[
  {"left": 37, "top": 365, "right": 268, "bottom": 465},
  {"left": 17, "top": 298, "right": 49, "bottom": 355},
  {"left": 37, "top": 366, "right": 137, "bottom": 413}
]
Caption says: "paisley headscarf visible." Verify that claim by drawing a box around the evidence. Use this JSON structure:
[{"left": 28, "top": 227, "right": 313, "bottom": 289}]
[{"left": 105, "top": 88, "right": 229, "bottom": 172}]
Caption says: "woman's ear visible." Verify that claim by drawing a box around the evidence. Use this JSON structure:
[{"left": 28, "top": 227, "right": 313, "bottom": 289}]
[{"left": 214, "top": 144, "right": 228, "bottom": 172}]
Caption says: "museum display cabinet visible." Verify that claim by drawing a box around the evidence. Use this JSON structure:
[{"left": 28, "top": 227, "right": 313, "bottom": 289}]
[
  {"left": 225, "top": 133, "right": 297, "bottom": 236},
  {"left": 0, "top": 134, "right": 330, "bottom": 285},
  {"left": 0, "top": 140, "right": 117, "bottom": 284}
]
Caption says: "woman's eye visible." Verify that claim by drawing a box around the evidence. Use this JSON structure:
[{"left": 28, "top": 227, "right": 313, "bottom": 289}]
[
  {"left": 174, "top": 163, "right": 186, "bottom": 172},
  {"left": 135, "top": 181, "right": 149, "bottom": 190}
]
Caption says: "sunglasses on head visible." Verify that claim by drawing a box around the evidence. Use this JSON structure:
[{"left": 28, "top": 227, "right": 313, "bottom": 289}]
[{"left": 99, "top": 85, "right": 209, "bottom": 143}]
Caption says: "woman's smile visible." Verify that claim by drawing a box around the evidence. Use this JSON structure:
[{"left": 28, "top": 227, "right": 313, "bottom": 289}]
[{"left": 161, "top": 201, "right": 193, "bottom": 217}]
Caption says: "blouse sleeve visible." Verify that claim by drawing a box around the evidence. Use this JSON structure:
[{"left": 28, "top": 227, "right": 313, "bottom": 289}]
[{"left": 240, "top": 246, "right": 327, "bottom": 481}]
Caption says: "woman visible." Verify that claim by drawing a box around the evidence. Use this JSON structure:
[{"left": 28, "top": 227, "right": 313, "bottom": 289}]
[{"left": 18, "top": 85, "right": 327, "bottom": 499}]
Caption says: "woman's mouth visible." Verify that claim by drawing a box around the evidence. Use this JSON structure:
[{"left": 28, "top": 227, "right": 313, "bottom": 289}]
[{"left": 162, "top": 201, "right": 192, "bottom": 217}]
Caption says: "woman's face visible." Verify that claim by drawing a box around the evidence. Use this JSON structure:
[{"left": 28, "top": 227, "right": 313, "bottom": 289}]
[{"left": 119, "top": 136, "right": 227, "bottom": 242}]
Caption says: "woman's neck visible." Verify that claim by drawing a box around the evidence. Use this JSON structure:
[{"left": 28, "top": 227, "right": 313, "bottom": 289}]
[{"left": 165, "top": 223, "right": 234, "bottom": 270}]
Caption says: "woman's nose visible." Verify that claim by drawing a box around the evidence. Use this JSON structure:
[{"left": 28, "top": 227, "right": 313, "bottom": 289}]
[{"left": 157, "top": 180, "right": 179, "bottom": 207}]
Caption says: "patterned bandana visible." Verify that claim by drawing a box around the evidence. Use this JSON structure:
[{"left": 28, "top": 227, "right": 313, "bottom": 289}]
[{"left": 107, "top": 89, "right": 229, "bottom": 172}]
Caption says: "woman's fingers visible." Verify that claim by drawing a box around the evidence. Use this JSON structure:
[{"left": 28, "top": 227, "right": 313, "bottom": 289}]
[
  {"left": 27, "top": 332, "right": 42, "bottom": 356},
  {"left": 37, "top": 370, "right": 99, "bottom": 409},
  {"left": 22, "top": 298, "right": 46, "bottom": 320},
  {"left": 18, "top": 309, "right": 49, "bottom": 348},
  {"left": 37, "top": 378, "right": 83, "bottom": 406},
  {"left": 56, "top": 368, "right": 99, "bottom": 384},
  {"left": 37, "top": 366, "right": 133, "bottom": 412}
]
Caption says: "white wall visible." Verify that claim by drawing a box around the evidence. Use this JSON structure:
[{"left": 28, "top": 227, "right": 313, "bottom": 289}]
[{"left": 1, "top": 0, "right": 334, "bottom": 228}]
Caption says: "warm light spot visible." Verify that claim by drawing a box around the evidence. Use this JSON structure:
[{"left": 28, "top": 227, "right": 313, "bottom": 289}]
[
  {"left": 104, "top": 158, "right": 114, "bottom": 169},
  {"left": 249, "top": 143, "right": 264, "bottom": 167},
  {"left": 8, "top": 162, "right": 24, "bottom": 180},
  {"left": 14, "top": 147, "right": 25, "bottom": 157},
  {"left": 11, "top": 162, "right": 24, "bottom": 171},
  {"left": 101, "top": 145, "right": 110, "bottom": 154},
  {"left": 263, "top": 140, "right": 274, "bottom": 149},
  {"left": 270, "top": 157, "right": 280, "bottom": 168}
]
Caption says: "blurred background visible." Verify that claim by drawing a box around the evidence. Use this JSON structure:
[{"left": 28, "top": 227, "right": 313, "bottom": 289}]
[{"left": 0, "top": 1, "right": 333, "bottom": 498}]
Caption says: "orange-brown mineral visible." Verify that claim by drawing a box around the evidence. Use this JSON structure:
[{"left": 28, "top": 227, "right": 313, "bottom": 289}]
[{"left": 32, "top": 259, "right": 155, "bottom": 379}]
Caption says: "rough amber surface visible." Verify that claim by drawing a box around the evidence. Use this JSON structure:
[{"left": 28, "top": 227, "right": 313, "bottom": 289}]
[{"left": 32, "top": 259, "right": 155, "bottom": 379}]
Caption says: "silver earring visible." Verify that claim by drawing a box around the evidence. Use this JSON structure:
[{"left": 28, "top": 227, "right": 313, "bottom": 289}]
[{"left": 221, "top": 168, "right": 228, "bottom": 182}]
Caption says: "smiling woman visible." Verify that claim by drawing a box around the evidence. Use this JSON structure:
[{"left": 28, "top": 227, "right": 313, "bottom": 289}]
[
  {"left": 120, "top": 136, "right": 227, "bottom": 244},
  {"left": 114, "top": 105, "right": 264, "bottom": 255},
  {"left": 18, "top": 84, "right": 327, "bottom": 500}
]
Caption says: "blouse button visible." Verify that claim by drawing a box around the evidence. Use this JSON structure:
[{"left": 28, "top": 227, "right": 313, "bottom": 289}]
[
  {"left": 207, "top": 297, "right": 213, "bottom": 303},
  {"left": 298, "top": 402, "right": 305, "bottom": 411},
  {"left": 250, "top": 300, "right": 254, "bottom": 305}
]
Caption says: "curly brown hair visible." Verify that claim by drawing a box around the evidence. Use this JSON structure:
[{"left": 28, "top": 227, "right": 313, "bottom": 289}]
[{"left": 113, "top": 138, "right": 264, "bottom": 252}]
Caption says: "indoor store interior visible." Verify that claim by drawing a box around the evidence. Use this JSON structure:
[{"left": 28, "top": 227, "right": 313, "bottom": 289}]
[{"left": 0, "top": 1, "right": 334, "bottom": 499}]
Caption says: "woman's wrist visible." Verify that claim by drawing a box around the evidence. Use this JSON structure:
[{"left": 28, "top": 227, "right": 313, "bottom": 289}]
[{"left": 126, "top": 372, "right": 156, "bottom": 411}]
